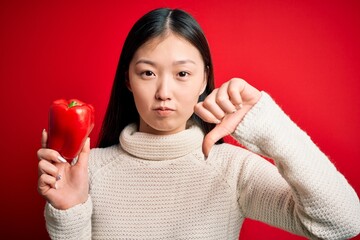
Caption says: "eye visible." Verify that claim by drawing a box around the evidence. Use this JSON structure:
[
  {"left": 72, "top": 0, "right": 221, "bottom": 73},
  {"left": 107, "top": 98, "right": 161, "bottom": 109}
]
[
  {"left": 140, "top": 70, "right": 156, "bottom": 79},
  {"left": 143, "top": 71, "right": 155, "bottom": 76},
  {"left": 178, "top": 71, "right": 189, "bottom": 78}
]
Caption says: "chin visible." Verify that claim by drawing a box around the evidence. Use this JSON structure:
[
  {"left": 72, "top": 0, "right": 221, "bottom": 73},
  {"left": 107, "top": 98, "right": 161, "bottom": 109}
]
[{"left": 142, "top": 121, "right": 186, "bottom": 135}]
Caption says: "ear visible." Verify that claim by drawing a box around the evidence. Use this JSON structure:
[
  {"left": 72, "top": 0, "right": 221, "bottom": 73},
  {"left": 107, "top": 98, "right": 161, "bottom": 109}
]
[
  {"left": 199, "top": 67, "right": 208, "bottom": 96},
  {"left": 125, "top": 71, "right": 132, "bottom": 92},
  {"left": 199, "top": 81, "right": 207, "bottom": 96}
]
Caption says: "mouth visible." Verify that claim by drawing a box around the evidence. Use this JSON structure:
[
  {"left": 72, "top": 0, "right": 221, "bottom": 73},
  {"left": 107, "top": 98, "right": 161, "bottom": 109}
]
[
  {"left": 153, "top": 107, "right": 175, "bottom": 116},
  {"left": 154, "top": 107, "right": 175, "bottom": 111}
]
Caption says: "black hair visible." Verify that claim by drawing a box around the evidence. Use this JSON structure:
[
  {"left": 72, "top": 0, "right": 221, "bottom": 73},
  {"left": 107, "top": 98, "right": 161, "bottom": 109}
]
[{"left": 98, "top": 8, "right": 223, "bottom": 148}]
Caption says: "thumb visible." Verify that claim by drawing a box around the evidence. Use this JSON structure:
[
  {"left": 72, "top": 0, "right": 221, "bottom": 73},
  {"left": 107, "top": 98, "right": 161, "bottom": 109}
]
[
  {"left": 76, "top": 138, "right": 90, "bottom": 168},
  {"left": 41, "top": 129, "right": 48, "bottom": 148},
  {"left": 202, "top": 125, "right": 231, "bottom": 157}
]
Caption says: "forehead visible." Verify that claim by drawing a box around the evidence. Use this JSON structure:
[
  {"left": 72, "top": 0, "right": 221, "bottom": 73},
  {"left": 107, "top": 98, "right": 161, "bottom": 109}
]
[{"left": 132, "top": 33, "right": 203, "bottom": 63}]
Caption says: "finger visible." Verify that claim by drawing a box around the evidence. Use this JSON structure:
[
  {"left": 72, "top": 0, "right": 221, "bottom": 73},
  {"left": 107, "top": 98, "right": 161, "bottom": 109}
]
[
  {"left": 38, "top": 173, "right": 57, "bottom": 193},
  {"left": 232, "top": 79, "right": 262, "bottom": 105},
  {"left": 201, "top": 89, "right": 226, "bottom": 120},
  {"left": 38, "top": 159, "right": 60, "bottom": 178},
  {"left": 41, "top": 129, "right": 48, "bottom": 148},
  {"left": 227, "top": 78, "right": 246, "bottom": 108},
  {"left": 216, "top": 82, "right": 238, "bottom": 114},
  {"left": 76, "top": 138, "right": 90, "bottom": 168},
  {"left": 202, "top": 124, "right": 232, "bottom": 157},
  {"left": 37, "top": 148, "right": 67, "bottom": 163},
  {"left": 194, "top": 102, "right": 221, "bottom": 124}
]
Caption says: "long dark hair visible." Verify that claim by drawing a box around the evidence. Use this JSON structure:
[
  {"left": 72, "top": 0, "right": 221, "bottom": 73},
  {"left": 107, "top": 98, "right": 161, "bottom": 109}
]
[{"left": 98, "top": 8, "right": 223, "bottom": 148}]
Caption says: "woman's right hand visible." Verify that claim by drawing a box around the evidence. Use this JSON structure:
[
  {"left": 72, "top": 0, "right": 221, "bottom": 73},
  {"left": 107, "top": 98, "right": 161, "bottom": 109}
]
[{"left": 37, "top": 129, "right": 90, "bottom": 210}]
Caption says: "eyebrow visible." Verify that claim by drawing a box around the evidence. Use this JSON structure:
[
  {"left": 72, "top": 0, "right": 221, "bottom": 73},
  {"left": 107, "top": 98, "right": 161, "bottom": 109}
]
[
  {"left": 135, "top": 59, "right": 156, "bottom": 66},
  {"left": 135, "top": 59, "right": 197, "bottom": 66},
  {"left": 173, "top": 59, "right": 197, "bottom": 65}
]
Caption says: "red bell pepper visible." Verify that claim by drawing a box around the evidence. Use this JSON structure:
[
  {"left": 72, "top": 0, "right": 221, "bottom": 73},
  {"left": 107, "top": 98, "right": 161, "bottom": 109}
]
[{"left": 47, "top": 99, "right": 95, "bottom": 162}]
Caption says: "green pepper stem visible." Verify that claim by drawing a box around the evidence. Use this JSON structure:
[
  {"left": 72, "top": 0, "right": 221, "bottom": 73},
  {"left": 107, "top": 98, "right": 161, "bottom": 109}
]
[{"left": 68, "top": 101, "right": 78, "bottom": 108}]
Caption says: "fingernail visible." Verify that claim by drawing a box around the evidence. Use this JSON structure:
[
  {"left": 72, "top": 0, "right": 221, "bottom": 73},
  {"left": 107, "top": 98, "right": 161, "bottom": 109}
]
[
  {"left": 56, "top": 174, "right": 62, "bottom": 181},
  {"left": 54, "top": 182, "right": 58, "bottom": 189},
  {"left": 57, "top": 156, "right": 67, "bottom": 163},
  {"left": 238, "top": 103, "right": 243, "bottom": 109},
  {"left": 214, "top": 119, "right": 221, "bottom": 124}
]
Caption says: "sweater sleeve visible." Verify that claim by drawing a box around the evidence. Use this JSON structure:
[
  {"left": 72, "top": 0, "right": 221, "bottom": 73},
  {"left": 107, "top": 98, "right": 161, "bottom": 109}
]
[
  {"left": 233, "top": 92, "right": 360, "bottom": 239},
  {"left": 44, "top": 195, "right": 92, "bottom": 239}
]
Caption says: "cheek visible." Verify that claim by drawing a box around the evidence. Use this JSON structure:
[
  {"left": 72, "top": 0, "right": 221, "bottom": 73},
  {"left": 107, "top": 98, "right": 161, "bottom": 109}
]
[
  {"left": 131, "top": 86, "right": 152, "bottom": 110},
  {"left": 177, "top": 88, "right": 201, "bottom": 111}
]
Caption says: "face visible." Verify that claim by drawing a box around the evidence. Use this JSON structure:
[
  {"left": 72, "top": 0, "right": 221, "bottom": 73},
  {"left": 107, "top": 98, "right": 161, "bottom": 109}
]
[{"left": 128, "top": 33, "right": 207, "bottom": 135}]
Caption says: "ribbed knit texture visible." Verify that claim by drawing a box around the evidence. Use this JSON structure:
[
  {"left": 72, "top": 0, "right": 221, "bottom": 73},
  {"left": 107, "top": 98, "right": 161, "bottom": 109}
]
[{"left": 45, "top": 92, "right": 360, "bottom": 240}]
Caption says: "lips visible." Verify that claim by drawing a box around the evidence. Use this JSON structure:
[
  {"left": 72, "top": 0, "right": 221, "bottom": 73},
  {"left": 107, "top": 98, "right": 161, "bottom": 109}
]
[
  {"left": 153, "top": 106, "right": 175, "bottom": 116},
  {"left": 154, "top": 106, "right": 175, "bottom": 111}
]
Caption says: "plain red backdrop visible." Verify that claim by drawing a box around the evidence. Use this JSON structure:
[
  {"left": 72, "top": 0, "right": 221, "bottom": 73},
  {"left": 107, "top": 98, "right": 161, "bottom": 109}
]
[{"left": 0, "top": 0, "right": 359, "bottom": 239}]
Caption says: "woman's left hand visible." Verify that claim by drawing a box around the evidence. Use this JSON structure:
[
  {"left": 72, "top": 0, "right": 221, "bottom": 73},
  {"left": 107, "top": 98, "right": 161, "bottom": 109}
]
[{"left": 194, "top": 78, "right": 261, "bottom": 156}]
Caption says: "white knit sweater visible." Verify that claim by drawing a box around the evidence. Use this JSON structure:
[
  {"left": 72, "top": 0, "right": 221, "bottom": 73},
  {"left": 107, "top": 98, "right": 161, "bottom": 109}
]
[{"left": 44, "top": 92, "right": 360, "bottom": 240}]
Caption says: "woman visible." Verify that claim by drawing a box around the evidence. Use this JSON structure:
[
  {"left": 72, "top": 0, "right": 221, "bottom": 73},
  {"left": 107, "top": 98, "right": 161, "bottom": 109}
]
[{"left": 37, "top": 8, "right": 360, "bottom": 239}]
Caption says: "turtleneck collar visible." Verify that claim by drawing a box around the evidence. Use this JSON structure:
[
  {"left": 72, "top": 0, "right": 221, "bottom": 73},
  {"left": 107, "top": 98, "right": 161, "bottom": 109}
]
[{"left": 119, "top": 123, "right": 204, "bottom": 161}]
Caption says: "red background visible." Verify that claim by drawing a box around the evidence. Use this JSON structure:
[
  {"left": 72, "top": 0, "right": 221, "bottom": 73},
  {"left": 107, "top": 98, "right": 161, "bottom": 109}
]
[{"left": 1, "top": 0, "right": 359, "bottom": 239}]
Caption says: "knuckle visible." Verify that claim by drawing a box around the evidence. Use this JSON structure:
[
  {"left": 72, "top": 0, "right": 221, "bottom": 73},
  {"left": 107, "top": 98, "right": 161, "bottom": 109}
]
[
  {"left": 205, "top": 134, "right": 217, "bottom": 146},
  {"left": 215, "top": 111, "right": 225, "bottom": 119},
  {"left": 202, "top": 98, "right": 213, "bottom": 108},
  {"left": 36, "top": 149, "right": 43, "bottom": 159},
  {"left": 38, "top": 175, "right": 44, "bottom": 185},
  {"left": 231, "top": 77, "right": 245, "bottom": 83},
  {"left": 228, "top": 87, "right": 239, "bottom": 96},
  {"left": 37, "top": 183, "right": 43, "bottom": 195},
  {"left": 207, "top": 135, "right": 216, "bottom": 144},
  {"left": 38, "top": 160, "right": 44, "bottom": 169},
  {"left": 216, "top": 95, "right": 228, "bottom": 105},
  {"left": 230, "top": 77, "right": 240, "bottom": 83},
  {"left": 38, "top": 173, "right": 47, "bottom": 182},
  {"left": 193, "top": 103, "right": 202, "bottom": 112}
]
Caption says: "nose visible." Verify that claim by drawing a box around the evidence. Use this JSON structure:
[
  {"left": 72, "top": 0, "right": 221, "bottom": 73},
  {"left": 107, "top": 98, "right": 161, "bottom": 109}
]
[{"left": 155, "top": 77, "right": 172, "bottom": 101}]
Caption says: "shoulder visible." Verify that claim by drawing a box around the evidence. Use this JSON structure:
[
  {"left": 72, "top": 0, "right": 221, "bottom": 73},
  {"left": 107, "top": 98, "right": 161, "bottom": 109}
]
[
  {"left": 88, "top": 144, "right": 125, "bottom": 177},
  {"left": 208, "top": 142, "right": 253, "bottom": 164},
  {"left": 206, "top": 143, "right": 256, "bottom": 181}
]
